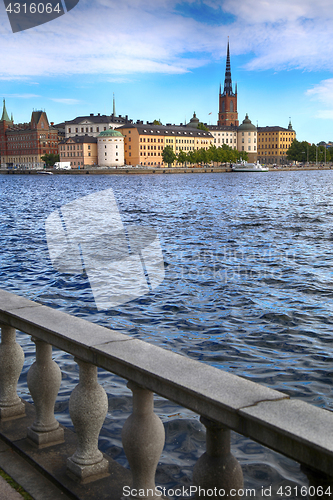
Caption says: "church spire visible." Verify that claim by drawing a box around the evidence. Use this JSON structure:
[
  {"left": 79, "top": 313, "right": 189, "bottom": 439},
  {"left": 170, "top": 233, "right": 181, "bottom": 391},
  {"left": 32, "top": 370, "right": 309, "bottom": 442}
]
[
  {"left": 113, "top": 93, "right": 116, "bottom": 117},
  {"left": 1, "top": 99, "right": 10, "bottom": 122},
  {"left": 218, "top": 39, "right": 238, "bottom": 127},
  {"left": 223, "top": 39, "right": 233, "bottom": 96}
]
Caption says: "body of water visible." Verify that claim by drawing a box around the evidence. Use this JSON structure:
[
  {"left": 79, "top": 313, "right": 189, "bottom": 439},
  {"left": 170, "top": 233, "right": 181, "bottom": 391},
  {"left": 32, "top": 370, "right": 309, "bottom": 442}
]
[{"left": 1, "top": 170, "right": 333, "bottom": 497}]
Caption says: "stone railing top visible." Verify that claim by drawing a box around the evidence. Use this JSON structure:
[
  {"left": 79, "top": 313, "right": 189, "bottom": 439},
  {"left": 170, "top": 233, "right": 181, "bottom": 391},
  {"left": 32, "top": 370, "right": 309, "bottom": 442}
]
[{"left": 0, "top": 288, "right": 332, "bottom": 476}]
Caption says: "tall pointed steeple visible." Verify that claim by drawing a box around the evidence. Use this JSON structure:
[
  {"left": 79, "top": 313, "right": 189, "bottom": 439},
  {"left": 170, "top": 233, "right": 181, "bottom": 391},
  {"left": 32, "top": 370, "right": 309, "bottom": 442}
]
[
  {"left": 218, "top": 40, "right": 238, "bottom": 127},
  {"left": 1, "top": 99, "right": 11, "bottom": 122},
  {"left": 223, "top": 39, "right": 233, "bottom": 96}
]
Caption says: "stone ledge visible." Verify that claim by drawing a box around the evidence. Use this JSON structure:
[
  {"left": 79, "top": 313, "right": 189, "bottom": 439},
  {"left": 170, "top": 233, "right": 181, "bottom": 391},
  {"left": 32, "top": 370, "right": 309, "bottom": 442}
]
[{"left": 239, "top": 398, "right": 333, "bottom": 477}]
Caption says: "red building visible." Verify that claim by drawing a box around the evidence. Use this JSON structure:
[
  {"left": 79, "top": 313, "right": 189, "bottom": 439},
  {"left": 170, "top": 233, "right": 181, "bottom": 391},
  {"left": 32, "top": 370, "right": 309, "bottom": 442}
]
[
  {"left": 218, "top": 41, "right": 239, "bottom": 127},
  {"left": 0, "top": 99, "right": 58, "bottom": 169}
]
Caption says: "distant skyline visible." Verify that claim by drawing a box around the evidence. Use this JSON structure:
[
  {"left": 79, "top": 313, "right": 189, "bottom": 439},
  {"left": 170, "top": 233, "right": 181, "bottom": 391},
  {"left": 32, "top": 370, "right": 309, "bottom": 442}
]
[{"left": 1, "top": 0, "right": 333, "bottom": 143}]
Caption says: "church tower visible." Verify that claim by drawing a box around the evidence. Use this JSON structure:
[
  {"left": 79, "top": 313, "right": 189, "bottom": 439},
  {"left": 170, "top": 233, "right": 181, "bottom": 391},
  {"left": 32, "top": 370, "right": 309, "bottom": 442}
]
[{"left": 218, "top": 40, "right": 238, "bottom": 127}]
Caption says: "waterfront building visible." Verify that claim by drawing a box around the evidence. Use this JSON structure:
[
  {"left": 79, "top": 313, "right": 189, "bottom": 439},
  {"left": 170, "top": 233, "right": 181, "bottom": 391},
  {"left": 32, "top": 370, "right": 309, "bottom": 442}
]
[
  {"left": 218, "top": 40, "right": 239, "bottom": 127},
  {"left": 237, "top": 114, "right": 257, "bottom": 162},
  {"left": 0, "top": 99, "right": 58, "bottom": 169},
  {"left": 58, "top": 136, "right": 97, "bottom": 168},
  {"left": 119, "top": 121, "right": 213, "bottom": 167},
  {"left": 257, "top": 121, "right": 296, "bottom": 165},
  {"left": 208, "top": 125, "right": 238, "bottom": 150},
  {"left": 97, "top": 128, "right": 124, "bottom": 167}
]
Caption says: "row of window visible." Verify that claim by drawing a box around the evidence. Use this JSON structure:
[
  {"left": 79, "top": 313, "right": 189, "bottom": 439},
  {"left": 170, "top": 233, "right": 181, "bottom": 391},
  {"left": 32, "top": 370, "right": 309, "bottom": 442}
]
[
  {"left": 212, "top": 132, "right": 236, "bottom": 136},
  {"left": 8, "top": 157, "right": 39, "bottom": 162},
  {"left": 60, "top": 145, "right": 84, "bottom": 151},
  {"left": 139, "top": 137, "right": 163, "bottom": 143},
  {"left": 60, "top": 152, "right": 93, "bottom": 157},
  {"left": 259, "top": 132, "right": 294, "bottom": 136},
  {"left": 258, "top": 144, "right": 290, "bottom": 149},
  {"left": 68, "top": 127, "right": 107, "bottom": 133},
  {"left": 259, "top": 137, "right": 293, "bottom": 142}
]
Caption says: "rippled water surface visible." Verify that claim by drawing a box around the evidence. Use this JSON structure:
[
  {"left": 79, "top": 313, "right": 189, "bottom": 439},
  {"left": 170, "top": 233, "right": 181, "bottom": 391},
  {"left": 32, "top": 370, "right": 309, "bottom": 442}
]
[{"left": 1, "top": 171, "right": 333, "bottom": 497}]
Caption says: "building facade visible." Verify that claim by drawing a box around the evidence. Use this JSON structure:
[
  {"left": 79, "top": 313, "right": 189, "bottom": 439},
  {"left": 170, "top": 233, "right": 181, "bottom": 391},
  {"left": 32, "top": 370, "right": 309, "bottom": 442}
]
[
  {"left": 257, "top": 122, "right": 296, "bottom": 165},
  {"left": 237, "top": 114, "right": 257, "bottom": 162},
  {"left": 58, "top": 136, "right": 97, "bottom": 168},
  {"left": 97, "top": 128, "right": 124, "bottom": 167},
  {"left": 63, "top": 113, "right": 132, "bottom": 139},
  {"left": 119, "top": 122, "right": 213, "bottom": 167},
  {"left": 218, "top": 41, "right": 239, "bottom": 127},
  {"left": 208, "top": 125, "right": 238, "bottom": 149},
  {"left": 0, "top": 100, "right": 58, "bottom": 169}
]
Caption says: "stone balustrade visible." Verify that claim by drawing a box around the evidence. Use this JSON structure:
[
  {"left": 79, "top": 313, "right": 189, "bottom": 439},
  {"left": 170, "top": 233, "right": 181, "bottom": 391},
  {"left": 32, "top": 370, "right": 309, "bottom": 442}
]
[{"left": 0, "top": 289, "right": 332, "bottom": 499}]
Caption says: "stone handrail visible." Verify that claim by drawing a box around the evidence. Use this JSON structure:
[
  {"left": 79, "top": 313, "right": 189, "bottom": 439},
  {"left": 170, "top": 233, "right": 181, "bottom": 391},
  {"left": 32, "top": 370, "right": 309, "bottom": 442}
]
[{"left": 0, "top": 288, "right": 332, "bottom": 499}]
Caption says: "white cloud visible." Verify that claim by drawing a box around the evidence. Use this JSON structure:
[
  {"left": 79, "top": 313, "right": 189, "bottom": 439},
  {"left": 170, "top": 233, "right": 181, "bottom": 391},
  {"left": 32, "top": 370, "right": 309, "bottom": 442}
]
[
  {"left": 306, "top": 79, "right": 333, "bottom": 119},
  {"left": 50, "top": 98, "right": 81, "bottom": 104},
  {"left": 3, "top": 93, "right": 40, "bottom": 98},
  {"left": 1, "top": 0, "right": 333, "bottom": 78}
]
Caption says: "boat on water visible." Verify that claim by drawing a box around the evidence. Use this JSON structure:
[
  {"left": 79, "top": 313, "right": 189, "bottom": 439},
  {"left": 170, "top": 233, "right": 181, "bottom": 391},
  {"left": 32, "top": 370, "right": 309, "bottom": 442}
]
[
  {"left": 37, "top": 171, "right": 54, "bottom": 175},
  {"left": 232, "top": 161, "right": 269, "bottom": 172}
]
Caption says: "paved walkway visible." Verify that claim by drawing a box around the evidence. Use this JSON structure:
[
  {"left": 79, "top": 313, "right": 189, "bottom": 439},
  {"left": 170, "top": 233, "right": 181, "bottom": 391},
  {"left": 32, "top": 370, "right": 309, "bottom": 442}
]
[{"left": 0, "top": 475, "right": 23, "bottom": 500}]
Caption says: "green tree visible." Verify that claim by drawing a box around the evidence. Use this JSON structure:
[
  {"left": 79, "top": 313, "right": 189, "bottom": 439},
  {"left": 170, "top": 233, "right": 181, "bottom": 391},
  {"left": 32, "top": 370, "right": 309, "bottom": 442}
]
[
  {"left": 197, "top": 148, "right": 208, "bottom": 165},
  {"left": 287, "top": 140, "right": 311, "bottom": 163},
  {"left": 197, "top": 122, "right": 209, "bottom": 132},
  {"left": 187, "top": 150, "right": 198, "bottom": 165},
  {"left": 316, "top": 145, "right": 329, "bottom": 163},
  {"left": 177, "top": 150, "right": 188, "bottom": 165},
  {"left": 41, "top": 153, "right": 60, "bottom": 167},
  {"left": 162, "top": 146, "right": 176, "bottom": 167},
  {"left": 153, "top": 119, "right": 162, "bottom": 125}
]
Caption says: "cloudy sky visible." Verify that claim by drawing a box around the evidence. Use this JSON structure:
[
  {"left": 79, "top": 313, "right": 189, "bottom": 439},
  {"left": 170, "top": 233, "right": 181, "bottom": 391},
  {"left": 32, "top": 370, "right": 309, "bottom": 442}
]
[{"left": 1, "top": 0, "right": 333, "bottom": 143}]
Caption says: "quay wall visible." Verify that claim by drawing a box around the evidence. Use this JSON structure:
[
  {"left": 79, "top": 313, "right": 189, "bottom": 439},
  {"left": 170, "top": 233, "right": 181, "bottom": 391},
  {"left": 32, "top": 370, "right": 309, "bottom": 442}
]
[{"left": 0, "top": 164, "right": 332, "bottom": 175}]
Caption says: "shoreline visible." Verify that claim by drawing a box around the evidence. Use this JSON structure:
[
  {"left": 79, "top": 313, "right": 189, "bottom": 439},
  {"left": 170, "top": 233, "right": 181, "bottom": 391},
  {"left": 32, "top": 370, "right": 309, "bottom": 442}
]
[{"left": 0, "top": 164, "right": 332, "bottom": 175}]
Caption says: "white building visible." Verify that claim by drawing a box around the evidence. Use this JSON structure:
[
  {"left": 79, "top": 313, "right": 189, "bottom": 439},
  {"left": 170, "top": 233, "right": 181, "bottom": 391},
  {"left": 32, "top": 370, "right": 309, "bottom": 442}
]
[
  {"left": 237, "top": 114, "right": 257, "bottom": 162},
  {"left": 64, "top": 113, "right": 132, "bottom": 139},
  {"left": 208, "top": 125, "right": 238, "bottom": 149},
  {"left": 97, "top": 128, "right": 124, "bottom": 167}
]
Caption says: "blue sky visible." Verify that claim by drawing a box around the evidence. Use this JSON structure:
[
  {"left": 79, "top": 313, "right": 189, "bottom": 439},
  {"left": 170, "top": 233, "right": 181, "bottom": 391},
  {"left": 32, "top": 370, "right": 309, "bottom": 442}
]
[{"left": 1, "top": 0, "right": 333, "bottom": 143}]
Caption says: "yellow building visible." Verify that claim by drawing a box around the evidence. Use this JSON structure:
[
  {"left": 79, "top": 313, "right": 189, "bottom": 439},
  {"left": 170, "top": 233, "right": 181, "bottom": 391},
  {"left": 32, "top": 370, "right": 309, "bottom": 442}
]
[
  {"left": 257, "top": 122, "right": 296, "bottom": 165},
  {"left": 119, "top": 122, "right": 213, "bottom": 167},
  {"left": 58, "top": 136, "right": 98, "bottom": 168}
]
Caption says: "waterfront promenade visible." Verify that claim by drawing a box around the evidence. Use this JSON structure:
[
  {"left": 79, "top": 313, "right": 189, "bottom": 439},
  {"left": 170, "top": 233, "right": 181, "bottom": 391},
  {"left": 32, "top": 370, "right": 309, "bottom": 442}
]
[{"left": 0, "top": 164, "right": 331, "bottom": 175}]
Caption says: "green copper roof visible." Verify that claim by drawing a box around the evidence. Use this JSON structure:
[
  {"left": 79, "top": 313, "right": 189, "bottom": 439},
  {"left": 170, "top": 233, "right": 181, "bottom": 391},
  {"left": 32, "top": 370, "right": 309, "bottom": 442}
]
[
  {"left": 1, "top": 99, "right": 11, "bottom": 122},
  {"left": 98, "top": 128, "right": 123, "bottom": 137}
]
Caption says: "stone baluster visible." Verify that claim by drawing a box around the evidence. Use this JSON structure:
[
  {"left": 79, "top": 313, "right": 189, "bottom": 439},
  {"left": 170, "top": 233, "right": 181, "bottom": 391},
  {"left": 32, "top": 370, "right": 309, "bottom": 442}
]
[
  {"left": 192, "top": 417, "right": 243, "bottom": 499},
  {"left": 67, "top": 358, "right": 109, "bottom": 482},
  {"left": 27, "top": 338, "right": 64, "bottom": 447},
  {"left": 0, "top": 325, "right": 25, "bottom": 420},
  {"left": 122, "top": 381, "right": 165, "bottom": 500}
]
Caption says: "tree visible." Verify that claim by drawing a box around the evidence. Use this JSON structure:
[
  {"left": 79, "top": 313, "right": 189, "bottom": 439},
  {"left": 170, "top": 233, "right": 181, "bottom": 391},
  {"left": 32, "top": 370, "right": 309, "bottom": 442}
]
[
  {"left": 153, "top": 119, "right": 162, "bottom": 125},
  {"left": 197, "top": 122, "right": 209, "bottom": 132},
  {"left": 177, "top": 150, "right": 188, "bottom": 165},
  {"left": 187, "top": 150, "right": 198, "bottom": 165},
  {"left": 162, "top": 146, "right": 176, "bottom": 167},
  {"left": 41, "top": 153, "right": 59, "bottom": 167}
]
